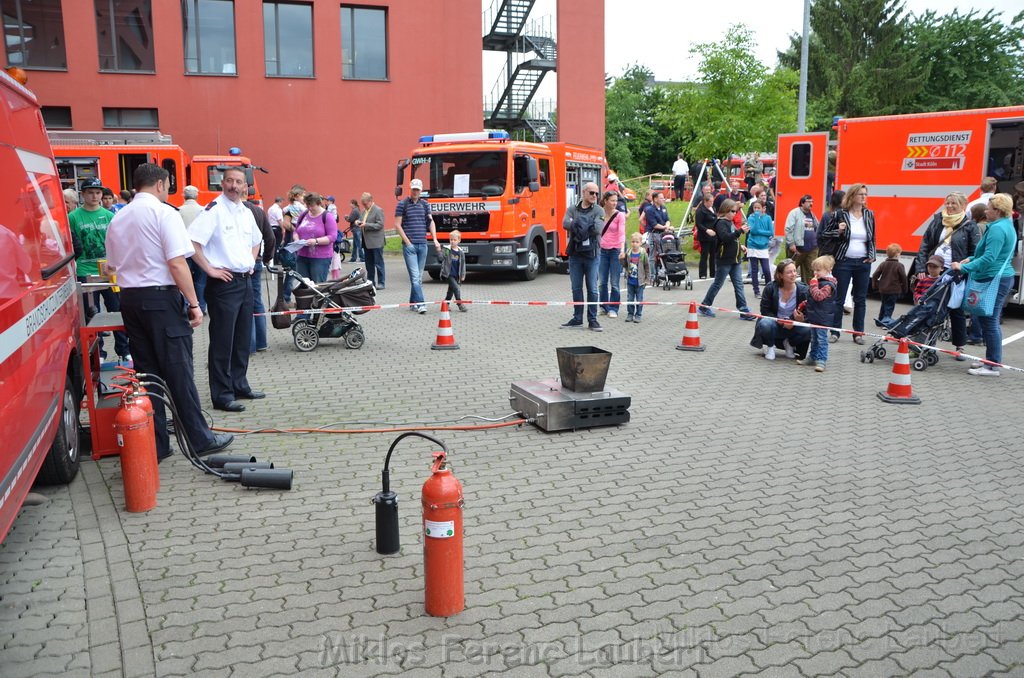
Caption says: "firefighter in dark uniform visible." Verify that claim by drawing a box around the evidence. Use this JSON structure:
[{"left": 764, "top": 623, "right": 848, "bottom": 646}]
[
  {"left": 188, "top": 166, "right": 265, "bottom": 412},
  {"left": 105, "top": 163, "right": 234, "bottom": 461}
]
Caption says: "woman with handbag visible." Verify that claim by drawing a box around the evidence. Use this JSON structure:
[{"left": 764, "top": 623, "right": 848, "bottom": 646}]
[
  {"left": 951, "top": 194, "right": 1017, "bottom": 377},
  {"left": 915, "top": 191, "right": 979, "bottom": 360},
  {"left": 820, "top": 183, "right": 875, "bottom": 344},
  {"left": 292, "top": 192, "right": 339, "bottom": 283}
]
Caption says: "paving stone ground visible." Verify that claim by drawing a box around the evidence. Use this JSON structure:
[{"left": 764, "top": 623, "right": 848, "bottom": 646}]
[{"left": 3, "top": 260, "right": 1024, "bottom": 677}]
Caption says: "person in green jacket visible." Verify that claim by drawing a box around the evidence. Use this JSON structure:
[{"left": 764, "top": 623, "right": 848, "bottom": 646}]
[{"left": 951, "top": 193, "right": 1017, "bottom": 376}]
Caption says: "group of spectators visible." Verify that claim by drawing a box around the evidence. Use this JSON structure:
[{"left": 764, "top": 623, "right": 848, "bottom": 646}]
[{"left": 561, "top": 163, "right": 1023, "bottom": 378}]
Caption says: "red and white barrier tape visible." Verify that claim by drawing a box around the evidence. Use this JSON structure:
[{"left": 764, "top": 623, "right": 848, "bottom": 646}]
[{"left": 256, "top": 299, "right": 1022, "bottom": 374}]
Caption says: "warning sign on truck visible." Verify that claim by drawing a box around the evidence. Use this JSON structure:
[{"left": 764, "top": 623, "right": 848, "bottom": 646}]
[{"left": 903, "top": 130, "right": 971, "bottom": 171}]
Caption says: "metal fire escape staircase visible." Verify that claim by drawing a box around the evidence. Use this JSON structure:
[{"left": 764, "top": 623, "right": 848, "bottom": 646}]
[{"left": 483, "top": 0, "right": 557, "bottom": 142}]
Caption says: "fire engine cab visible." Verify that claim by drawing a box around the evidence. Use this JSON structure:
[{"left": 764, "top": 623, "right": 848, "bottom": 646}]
[
  {"left": 0, "top": 70, "right": 84, "bottom": 543},
  {"left": 48, "top": 131, "right": 266, "bottom": 207},
  {"left": 395, "top": 131, "right": 606, "bottom": 280},
  {"left": 776, "top": 105, "right": 1024, "bottom": 305}
]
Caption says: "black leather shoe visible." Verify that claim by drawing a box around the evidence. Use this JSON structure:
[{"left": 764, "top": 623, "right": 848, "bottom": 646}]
[
  {"left": 214, "top": 401, "right": 246, "bottom": 412},
  {"left": 157, "top": 452, "right": 173, "bottom": 464},
  {"left": 196, "top": 433, "right": 234, "bottom": 457},
  {"left": 237, "top": 390, "right": 266, "bottom": 400}
]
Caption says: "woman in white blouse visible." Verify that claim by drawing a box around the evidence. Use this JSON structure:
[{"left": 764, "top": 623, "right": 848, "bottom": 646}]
[{"left": 819, "top": 183, "right": 876, "bottom": 344}]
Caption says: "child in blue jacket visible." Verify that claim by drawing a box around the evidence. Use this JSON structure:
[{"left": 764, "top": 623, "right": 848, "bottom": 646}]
[{"left": 745, "top": 200, "right": 774, "bottom": 297}]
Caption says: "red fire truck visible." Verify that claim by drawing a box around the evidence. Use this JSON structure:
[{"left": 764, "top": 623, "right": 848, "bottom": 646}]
[
  {"left": 776, "top": 105, "right": 1024, "bottom": 304},
  {"left": 0, "top": 70, "right": 84, "bottom": 542},
  {"left": 49, "top": 131, "right": 266, "bottom": 207},
  {"left": 395, "top": 131, "right": 606, "bottom": 280}
]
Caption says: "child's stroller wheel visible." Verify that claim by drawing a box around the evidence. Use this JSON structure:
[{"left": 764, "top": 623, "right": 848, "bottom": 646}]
[
  {"left": 686, "top": 280, "right": 693, "bottom": 290},
  {"left": 860, "top": 350, "right": 867, "bottom": 363},
  {"left": 294, "top": 325, "right": 320, "bottom": 352},
  {"left": 874, "top": 346, "right": 886, "bottom": 359},
  {"left": 912, "top": 358, "right": 927, "bottom": 371},
  {"left": 940, "top": 327, "right": 951, "bottom": 342},
  {"left": 925, "top": 351, "right": 939, "bottom": 366},
  {"left": 344, "top": 328, "right": 365, "bottom": 349}
]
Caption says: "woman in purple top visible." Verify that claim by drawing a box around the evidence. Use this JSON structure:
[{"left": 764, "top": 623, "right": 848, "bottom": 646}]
[{"left": 292, "top": 192, "right": 339, "bottom": 283}]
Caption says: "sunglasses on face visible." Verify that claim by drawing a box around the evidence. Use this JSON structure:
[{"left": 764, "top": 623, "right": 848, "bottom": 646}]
[{"left": 586, "top": 190, "right": 598, "bottom": 196}]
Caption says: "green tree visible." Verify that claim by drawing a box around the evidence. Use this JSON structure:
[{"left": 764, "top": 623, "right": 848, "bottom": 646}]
[
  {"left": 660, "top": 26, "right": 798, "bottom": 161},
  {"left": 604, "top": 65, "right": 678, "bottom": 177},
  {"left": 779, "top": 0, "right": 925, "bottom": 130},
  {"left": 908, "top": 9, "right": 1024, "bottom": 112}
]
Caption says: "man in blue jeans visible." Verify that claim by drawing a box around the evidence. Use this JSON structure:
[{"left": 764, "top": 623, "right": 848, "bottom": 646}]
[
  {"left": 561, "top": 181, "right": 604, "bottom": 331},
  {"left": 395, "top": 178, "right": 440, "bottom": 314}
]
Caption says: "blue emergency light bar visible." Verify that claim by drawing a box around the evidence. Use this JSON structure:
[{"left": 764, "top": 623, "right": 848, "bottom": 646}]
[
  {"left": 419, "top": 131, "right": 510, "bottom": 144},
  {"left": 228, "top": 146, "right": 242, "bottom": 156}
]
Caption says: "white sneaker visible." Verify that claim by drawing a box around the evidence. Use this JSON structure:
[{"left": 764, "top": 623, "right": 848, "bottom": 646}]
[
  {"left": 968, "top": 366, "right": 1000, "bottom": 377},
  {"left": 608, "top": 311, "right": 618, "bottom": 318},
  {"left": 764, "top": 346, "right": 776, "bottom": 361},
  {"left": 783, "top": 339, "right": 795, "bottom": 359},
  {"left": 970, "top": 361, "right": 984, "bottom": 369}
]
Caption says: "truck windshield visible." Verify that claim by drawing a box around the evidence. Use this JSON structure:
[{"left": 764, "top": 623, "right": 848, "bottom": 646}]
[
  {"left": 208, "top": 166, "right": 255, "bottom": 192},
  {"left": 410, "top": 151, "right": 507, "bottom": 197}
]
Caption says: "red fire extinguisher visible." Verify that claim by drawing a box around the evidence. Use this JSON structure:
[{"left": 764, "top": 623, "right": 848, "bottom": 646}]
[
  {"left": 421, "top": 451, "right": 464, "bottom": 617},
  {"left": 113, "top": 387, "right": 158, "bottom": 512}
]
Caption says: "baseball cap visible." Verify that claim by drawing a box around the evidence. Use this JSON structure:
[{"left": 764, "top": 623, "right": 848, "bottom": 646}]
[
  {"left": 80, "top": 178, "right": 104, "bottom": 191},
  {"left": 607, "top": 172, "right": 618, "bottom": 182},
  {"left": 927, "top": 255, "right": 945, "bottom": 268},
  {"left": 410, "top": 179, "right": 423, "bottom": 190}
]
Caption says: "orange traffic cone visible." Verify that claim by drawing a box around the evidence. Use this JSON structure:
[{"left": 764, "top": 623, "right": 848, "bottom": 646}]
[
  {"left": 877, "top": 338, "right": 921, "bottom": 404},
  {"left": 676, "top": 301, "right": 706, "bottom": 352},
  {"left": 431, "top": 300, "right": 459, "bottom": 350}
]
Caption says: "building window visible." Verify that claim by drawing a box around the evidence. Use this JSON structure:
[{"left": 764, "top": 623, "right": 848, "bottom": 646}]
[
  {"left": 263, "top": 2, "right": 313, "bottom": 78},
  {"left": 183, "top": 0, "right": 236, "bottom": 75},
  {"left": 41, "top": 105, "right": 72, "bottom": 128},
  {"left": 95, "top": 0, "right": 155, "bottom": 73},
  {"left": 340, "top": 5, "right": 386, "bottom": 80},
  {"left": 103, "top": 107, "right": 159, "bottom": 128},
  {"left": 2, "top": 0, "right": 67, "bottom": 70}
]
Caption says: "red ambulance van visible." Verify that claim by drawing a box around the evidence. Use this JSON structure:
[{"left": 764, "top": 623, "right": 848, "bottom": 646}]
[{"left": 0, "top": 69, "right": 83, "bottom": 543}]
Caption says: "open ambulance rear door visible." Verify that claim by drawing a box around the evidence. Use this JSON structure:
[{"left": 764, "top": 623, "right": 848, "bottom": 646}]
[{"left": 776, "top": 133, "right": 829, "bottom": 235}]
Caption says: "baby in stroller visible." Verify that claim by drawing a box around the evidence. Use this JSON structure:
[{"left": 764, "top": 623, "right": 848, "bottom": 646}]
[
  {"left": 861, "top": 271, "right": 956, "bottom": 371},
  {"left": 651, "top": 232, "right": 692, "bottom": 290}
]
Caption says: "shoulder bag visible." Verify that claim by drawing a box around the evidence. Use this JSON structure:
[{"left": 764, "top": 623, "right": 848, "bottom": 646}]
[{"left": 963, "top": 276, "right": 999, "bottom": 316}]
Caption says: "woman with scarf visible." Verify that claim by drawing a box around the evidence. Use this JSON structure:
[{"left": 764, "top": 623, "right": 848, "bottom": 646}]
[{"left": 915, "top": 192, "right": 979, "bottom": 359}]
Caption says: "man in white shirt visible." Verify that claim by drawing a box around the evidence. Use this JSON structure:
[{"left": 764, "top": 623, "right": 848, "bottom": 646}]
[
  {"left": 967, "top": 176, "right": 997, "bottom": 210},
  {"left": 105, "top": 163, "right": 233, "bottom": 462},
  {"left": 267, "top": 196, "right": 284, "bottom": 261},
  {"left": 671, "top": 153, "right": 689, "bottom": 202},
  {"left": 178, "top": 185, "right": 206, "bottom": 312},
  {"left": 189, "top": 166, "right": 264, "bottom": 412}
]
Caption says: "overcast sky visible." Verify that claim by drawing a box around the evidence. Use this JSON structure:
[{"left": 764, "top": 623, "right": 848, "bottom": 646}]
[{"left": 483, "top": 0, "right": 1022, "bottom": 99}]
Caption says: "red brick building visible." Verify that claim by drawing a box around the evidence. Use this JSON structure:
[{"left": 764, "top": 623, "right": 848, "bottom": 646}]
[{"left": 5, "top": 0, "right": 604, "bottom": 209}]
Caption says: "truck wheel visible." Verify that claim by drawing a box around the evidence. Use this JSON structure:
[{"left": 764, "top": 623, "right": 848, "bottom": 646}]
[
  {"left": 36, "top": 375, "right": 81, "bottom": 486},
  {"left": 428, "top": 269, "right": 441, "bottom": 281},
  {"left": 518, "top": 241, "right": 543, "bottom": 281}
]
